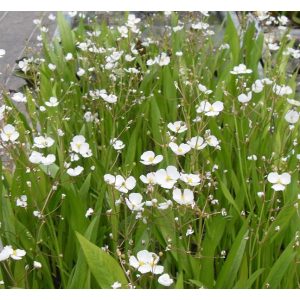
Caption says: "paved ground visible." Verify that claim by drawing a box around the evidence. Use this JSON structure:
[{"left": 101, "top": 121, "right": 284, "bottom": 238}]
[{"left": 0, "top": 12, "right": 56, "bottom": 91}]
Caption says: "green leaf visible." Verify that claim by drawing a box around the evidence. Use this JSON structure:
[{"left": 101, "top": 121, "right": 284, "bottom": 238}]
[
  {"left": 225, "top": 13, "right": 240, "bottom": 65},
  {"left": 263, "top": 241, "right": 296, "bottom": 288},
  {"left": 76, "top": 232, "right": 128, "bottom": 288},
  {"left": 175, "top": 272, "right": 184, "bottom": 289},
  {"left": 219, "top": 181, "right": 241, "bottom": 215},
  {"left": 216, "top": 223, "right": 249, "bottom": 288},
  {"left": 57, "top": 12, "right": 76, "bottom": 54},
  {"left": 234, "top": 268, "right": 265, "bottom": 288},
  {"left": 39, "top": 163, "right": 60, "bottom": 178}
]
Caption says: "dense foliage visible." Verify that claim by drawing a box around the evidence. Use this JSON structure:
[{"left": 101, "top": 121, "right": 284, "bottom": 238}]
[{"left": 0, "top": 12, "right": 300, "bottom": 288}]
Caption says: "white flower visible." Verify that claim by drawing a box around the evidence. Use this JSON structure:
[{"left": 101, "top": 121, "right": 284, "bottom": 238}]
[
  {"left": 268, "top": 43, "right": 280, "bottom": 51},
  {"left": 118, "top": 26, "right": 128, "bottom": 38},
  {"left": 125, "top": 54, "right": 135, "bottom": 62},
  {"left": 198, "top": 83, "right": 212, "bottom": 94},
  {"left": 45, "top": 97, "right": 59, "bottom": 107},
  {"left": 111, "top": 281, "right": 122, "bottom": 289},
  {"left": 67, "top": 166, "right": 84, "bottom": 177},
  {"left": 77, "top": 68, "right": 85, "bottom": 77},
  {"left": 167, "top": 121, "right": 187, "bottom": 133},
  {"left": 114, "top": 175, "right": 136, "bottom": 193},
  {"left": 127, "top": 14, "right": 141, "bottom": 24},
  {"left": 84, "top": 111, "right": 95, "bottom": 122},
  {"left": 40, "top": 154, "right": 56, "bottom": 166},
  {"left": 68, "top": 11, "right": 77, "bottom": 18},
  {"left": 156, "top": 52, "right": 170, "bottom": 66},
  {"left": 33, "top": 210, "right": 42, "bottom": 219},
  {"left": 155, "top": 166, "right": 180, "bottom": 189},
  {"left": 205, "top": 135, "right": 219, "bottom": 147},
  {"left": 129, "top": 250, "right": 164, "bottom": 274},
  {"left": 104, "top": 174, "right": 116, "bottom": 185},
  {"left": 48, "top": 13, "right": 56, "bottom": 20},
  {"left": 230, "top": 64, "right": 252, "bottom": 75},
  {"left": 262, "top": 78, "right": 273, "bottom": 85},
  {"left": 0, "top": 246, "right": 13, "bottom": 261},
  {"left": 0, "top": 246, "right": 26, "bottom": 261},
  {"left": 18, "top": 58, "right": 30, "bottom": 73},
  {"left": 48, "top": 63, "right": 56, "bottom": 71},
  {"left": 158, "top": 274, "right": 174, "bottom": 287},
  {"left": 126, "top": 193, "right": 144, "bottom": 211},
  {"left": 33, "top": 261, "right": 42, "bottom": 269},
  {"left": 125, "top": 68, "right": 140, "bottom": 74},
  {"left": 16, "top": 195, "right": 27, "bottom": 208},
  {"left": 219, "top": 43, "right": 230, "bottom": 50},
  {"left": 173, "top": 25, "right": 183, "bottom": 32},
  {"left": 278, "top": 15, "right": 289, "bottom": 25},
  {"left": 70, "top": 153, "right": 80, "bottom": 161},
  {"left": 158, "top": 200, "right": 173, "bottom": 210},
  {"left": 247, "top": 154, "right": 257, "bottom": 161},
  {"left": 287, "top": 99, "right": 300, "bottom": 107},
  {"left": 147, "top": 59, "right": 156, "bottom": 66},
  {"left": 65, "top": 53, "right": 73, "bottom": 61},
  {"left": 273, "top": 84, "right": 293, "bottom": 96},
  {"left": 110, "top": 138, "right": 125, "bottom": 150},
  {"left": 1, "top": 124, "right": 19, "bottom": 142},
  {"left": 85, "top": 208, "right": 94, "bottom": 218},
  {"left": 57, "top": 129, "right": 64, "bottom": 136},
  {"left": 191, "top": 22, "right": 209, "bottom": 30},
  {"left": 187, "top": 136, "right": 207, "bottom": 150},
  {"left": 140, "top": 172, "right": 157, "bottom": 185},
  {"left": 180, "top": 173, "right": 201, "bottom": 186},
  {"left": 186, "top": 228, "right": 194, "bottom": 236},
  {"left": 285, "top": 110, "right": 299, "bottom": 124},
  {"left": 126, "top": 14, "right": 141, "bottom": 30},
  {"left": 33, "top": 136, "right": 54, "bottom": 148},
  {"left": 70, "top": 135, "right": 92, "bottom": 157},
  {"left": 196, "top": 101, "right": 224, "bottom": 116},
  {"left": 257, "top": 192, "right": 265, "bottom": 198},
  {"left": 267, "top": 172, "right": 291, "bottom": 191},
  {"left": 252, "top": 80, "right": 264, "bottom": 93},
  {"left": 12, "top": 92, "right": 27, "bottom": 103},
  {"left": 11, "top": 248, "right": 26, "bottom": 260},
  {"left": 173, "top": 188, "right": 195, "bottom": 206},
  {"left": 238, "top": 91, "right": 252, "bottom": 103},
  {"left": 29, "top": 151, "right": 43, "bottom": 164},
  {"left": 140, "top": 151, "right": 163, "bottom": 165},
  {"left": 0, "top": 49, "right": 6, "bottom": 58},
  {"left": 100, "top": 92, "right": 118, "bottom": 104},
  {"left": 169, "top": 142, "right": 191, "bottom": 156}
]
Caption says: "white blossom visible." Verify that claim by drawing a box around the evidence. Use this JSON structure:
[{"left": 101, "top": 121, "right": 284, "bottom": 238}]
[
  {"left": 12, "top": 92, "right": 27, "bottom": 103},
  {"left": 155, "top": 166, "right": 180, "bottom": 189},
  {"left": 230, "top": 64, "right": 252, "bottom": 75},
  {"left": 67, "top": 166, "right": 84, "bottom": 176},
  {"left": 267, "top": 172, "right": 291, "bottom": 191},
  {"left": 158, "top": 274, "right": 174, "bottom": 286},
  {"left": 140, "top": 151, "right": 163, "bottom": 165},
  {"left": 45, "top": 97, "right": 59, "bottom": 107},
  {"left": 129, "top": 250, "right": 164, "bottom": 274},
  {"left": 1, "top": 124, "right": 19, "bottom": 142},
  {"left": 196, "top": 100, "right": 224, "bottom": 116},
  {"left": 173, "top": 188, "right": 195, "bottom": 206}
]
